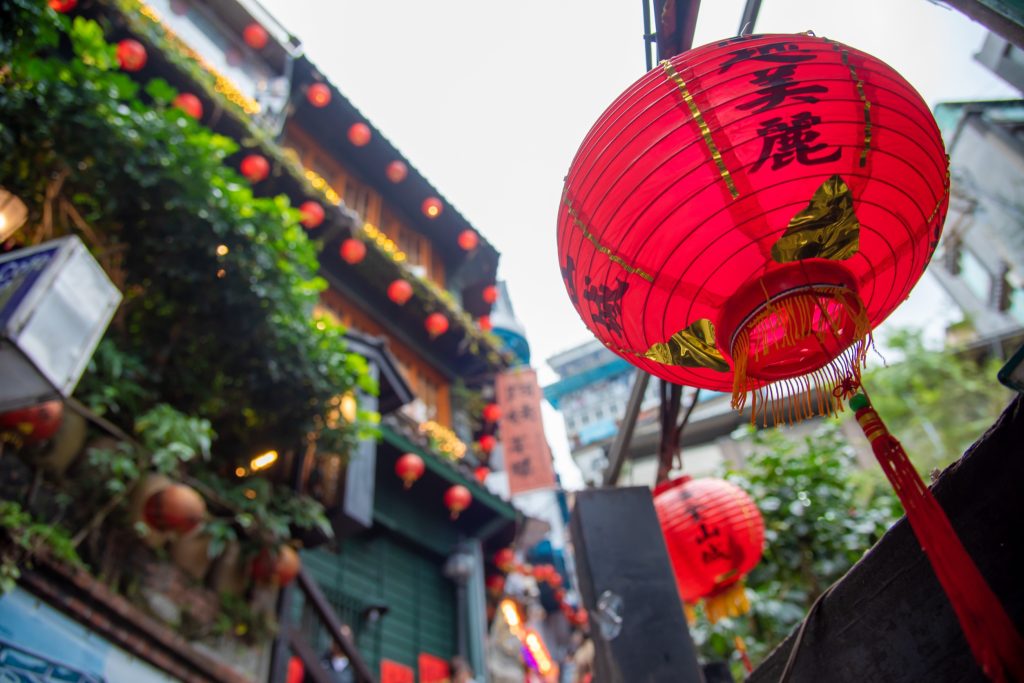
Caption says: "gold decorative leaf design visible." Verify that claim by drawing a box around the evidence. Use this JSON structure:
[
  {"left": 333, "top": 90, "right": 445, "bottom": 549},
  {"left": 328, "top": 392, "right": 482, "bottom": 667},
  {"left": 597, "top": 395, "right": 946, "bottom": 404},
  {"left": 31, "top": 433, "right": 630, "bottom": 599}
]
[
  {"left": 644, "top": 319, "right": 729, "bottom": 372},
  {"left": 771, "top": 175, "right": 860, "bottom": 263}
]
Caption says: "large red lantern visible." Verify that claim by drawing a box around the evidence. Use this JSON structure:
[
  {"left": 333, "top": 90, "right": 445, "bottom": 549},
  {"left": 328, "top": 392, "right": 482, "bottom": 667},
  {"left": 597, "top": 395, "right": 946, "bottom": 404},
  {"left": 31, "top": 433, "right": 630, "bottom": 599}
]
[
  {"left": 557, "top": 34, "right": 949, "bottom": 424},
  {"left": 306, "top": 83, "right": 331, "bottom": 108},
  {"left": 385, "top": 160, "right": 408, "bottom": 183},
  {"left": 143, "top": 483, "right": 206, "bottom": 534},
  {"left": 116, "top": 39, "right": 147, "bottom": 72},
  {"left": 395, "top": 452, "right": 425, "bottom": 489},
  {"left": 242, "top": 23, "right": 268, "bottom": 50},
  {"left": 478, "top": 434, "right": 496, "bottom": 454},
  {"left": 348, "top": 123, "right": 371, "bottom": 147},
  {"left": 654, "top": 476, "right": 763, "bottom": 622},
  {"left": 444, "top": 485, "right": 472, "bottom": 519},
  {"left": 387, "top": 279, "right": 413, "bottom": 305},
  {"left": 240, "top": 154, "right": 269, "bottom": 183},
  {"left": 339, "top": 238, "right": 366, "bottom": 264},
  {"left": 173, "top": 93, "right": 203, "bottom": 119},
  {"left": 482, "top": 402, "right": 500, "bottom": 423},
  {"left": 299, "top": 201, "right": 325, "bottom": 229},
  {"left": 0, "top": 401, "right": 63, "bottom": 444},
  {"left": 425, "top": 312, "right": 449, "bottom": 338}
]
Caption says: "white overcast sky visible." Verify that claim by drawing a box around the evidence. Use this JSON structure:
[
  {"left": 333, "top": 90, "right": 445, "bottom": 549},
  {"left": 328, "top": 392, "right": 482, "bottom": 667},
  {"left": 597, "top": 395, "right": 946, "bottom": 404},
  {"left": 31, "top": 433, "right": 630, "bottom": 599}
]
[{"left": 255, "top": 1, "right": 1016, "bottom": 489}]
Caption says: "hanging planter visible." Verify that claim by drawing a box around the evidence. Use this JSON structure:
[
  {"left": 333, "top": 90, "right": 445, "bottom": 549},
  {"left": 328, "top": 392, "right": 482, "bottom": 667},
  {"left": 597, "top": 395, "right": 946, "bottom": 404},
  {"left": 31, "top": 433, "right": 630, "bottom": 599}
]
[
  {"left": 653, "top": 476, "right": 764, "bottom": 622},
  {"left": 394, "top": 452, "right": 425, "bottom": 489},
  {"left": 444, "top": 485, "right": 472, "bottom": 520}
]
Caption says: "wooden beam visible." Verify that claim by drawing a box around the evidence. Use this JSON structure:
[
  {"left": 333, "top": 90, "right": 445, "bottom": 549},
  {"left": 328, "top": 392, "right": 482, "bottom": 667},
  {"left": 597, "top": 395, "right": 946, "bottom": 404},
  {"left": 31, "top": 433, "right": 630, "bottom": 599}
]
[{"left": 297, "top": 568, "right": 377, "bottom": 683}]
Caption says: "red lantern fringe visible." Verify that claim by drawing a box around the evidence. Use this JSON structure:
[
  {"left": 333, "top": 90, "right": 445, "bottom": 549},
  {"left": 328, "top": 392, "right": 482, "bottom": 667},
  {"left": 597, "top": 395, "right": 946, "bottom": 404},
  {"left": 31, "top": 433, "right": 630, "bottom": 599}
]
[{"left": 852, "top": 394, "right": 1024, "bottom": 683}]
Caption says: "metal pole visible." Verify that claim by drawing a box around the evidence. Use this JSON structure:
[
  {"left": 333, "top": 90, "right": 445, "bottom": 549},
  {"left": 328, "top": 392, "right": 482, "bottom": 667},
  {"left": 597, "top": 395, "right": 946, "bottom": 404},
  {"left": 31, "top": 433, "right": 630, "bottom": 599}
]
[
  {"left": 603, "top": 370, "right": 650, "bottom": 486},
  {"left": 737, "top": 0, "right": 763, "bottom": 35}
]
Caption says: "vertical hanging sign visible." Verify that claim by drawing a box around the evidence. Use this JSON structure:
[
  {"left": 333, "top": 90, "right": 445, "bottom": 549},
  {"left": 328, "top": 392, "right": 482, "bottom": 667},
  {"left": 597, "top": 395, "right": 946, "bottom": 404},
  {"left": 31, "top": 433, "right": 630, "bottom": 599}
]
[{"left": 496, "top": 368, "right": 556, "bottom": 495}]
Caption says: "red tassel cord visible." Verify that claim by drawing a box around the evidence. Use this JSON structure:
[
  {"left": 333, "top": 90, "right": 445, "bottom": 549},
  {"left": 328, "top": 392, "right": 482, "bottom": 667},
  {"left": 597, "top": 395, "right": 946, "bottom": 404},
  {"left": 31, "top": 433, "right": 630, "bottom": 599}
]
[{"left": 851, "top": 393, "right": 1024, "bottom": 683}]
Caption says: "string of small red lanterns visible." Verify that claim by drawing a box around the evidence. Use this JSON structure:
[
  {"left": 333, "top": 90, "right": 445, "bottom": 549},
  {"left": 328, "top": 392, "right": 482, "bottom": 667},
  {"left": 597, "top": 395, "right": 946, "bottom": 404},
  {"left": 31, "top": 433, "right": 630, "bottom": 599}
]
[{"left": 489, "top": 549, "right": 588, "bottom": 628}]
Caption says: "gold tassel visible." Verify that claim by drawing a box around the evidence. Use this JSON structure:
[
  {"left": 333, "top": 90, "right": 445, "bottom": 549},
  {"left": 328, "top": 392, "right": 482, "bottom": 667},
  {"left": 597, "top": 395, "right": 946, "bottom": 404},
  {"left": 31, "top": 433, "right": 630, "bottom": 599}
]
[{"left": 703, "top": 582, "right": 752, "bottom": 624}]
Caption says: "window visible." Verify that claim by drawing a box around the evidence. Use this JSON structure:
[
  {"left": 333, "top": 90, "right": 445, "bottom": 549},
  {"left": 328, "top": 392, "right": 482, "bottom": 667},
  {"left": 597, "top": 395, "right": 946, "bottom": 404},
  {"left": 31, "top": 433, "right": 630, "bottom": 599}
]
[{"left": 959, "top": 248, "right": 994, "bottom": 304}]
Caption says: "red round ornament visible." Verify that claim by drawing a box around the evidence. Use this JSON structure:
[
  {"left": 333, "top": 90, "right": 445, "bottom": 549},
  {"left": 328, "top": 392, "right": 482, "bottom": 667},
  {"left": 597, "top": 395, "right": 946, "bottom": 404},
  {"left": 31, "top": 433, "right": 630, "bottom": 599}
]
[
  {"left": 240, "top": 154, "right": 269, "bottom": 183},
  {"left": 421, "top": 197, "right": 443, "bottom": 219},
  {"left": 395, "top": 452, "right": 425, "bottom": 489},
  {"left": 348, "top": 123, "right": 371, "bottom": 147},
  {"left": 444, "top": 485, "right": 472, "bottom": 520},
  {"left": 457, "top": 230, "right": 479, "bottom": 251},
  {"left": 425, "top": 312, "right": 449, "bottom": 338},
  {"left": 306, "top": 83, "right": 331, "bottom": 108},
  {"left": 486, "top": 574, "right": 505, "bottom": 596},
  {"left": 0, "top": 400, "right": 63, "bottom": 444},
  {"left": 252, "top": 545, "right": 301, "bottom": 587},
  {"left": 116, "top": 39, "right": 147, "bottom": 72},
  {"left": 385, "top": 160, "right": 408, "bottom": 183},
  {"left": 478, "top": 434, "right": 496, "bottom": 454},
  {"left": 299, "top": 201, "right": 325, "bottom": 229},
  {"left": 173, "top": 93, "right": 203, "bottom": 119},
  {"left": 481, "top": 285, "right": 498, "bottom": 305},
  {"left": 474, "top": 466, "right": 490, "bottom": 483},
  {"left": 49, "top": 0, "right": 76, "bottom": 12},
  {"left": 339, "top": 238, "right": 366, "bottom": 265},
  {"left": 482, "top": 403, "right": 500, "bottom": 423},
  {"left": 387, "top": 279, "right": 413, "bottom": 305},
  {"left": 494, "top": 548, "right": 515, "bottom": 572},
  {"left": 242, "top": 23, "right": 268, "bottom": 50},
  {"left": 143, "top": 483, "right": 206, "bottom": 534},
  {"left": 653, "top": 476, "right": 763, "bottom": 621},
  {"left": 557, "top": 34, "right": 949, "bottom": 423},
  {"left": 478, "top": 315, "right": 492, "bottom": 332}
]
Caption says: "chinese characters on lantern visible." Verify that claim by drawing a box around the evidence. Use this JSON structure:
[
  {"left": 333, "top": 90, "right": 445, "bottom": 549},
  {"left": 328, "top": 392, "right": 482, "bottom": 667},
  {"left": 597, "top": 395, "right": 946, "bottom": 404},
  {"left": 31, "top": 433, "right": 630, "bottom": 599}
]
[{"left": 496, "top": 369, "right": 556, "bottom": 495}]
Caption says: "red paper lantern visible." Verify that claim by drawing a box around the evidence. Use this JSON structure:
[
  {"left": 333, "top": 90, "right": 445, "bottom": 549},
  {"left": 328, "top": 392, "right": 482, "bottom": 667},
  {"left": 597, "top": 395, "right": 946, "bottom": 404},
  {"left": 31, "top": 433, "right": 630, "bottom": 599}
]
[
  {"left": 457, "top": 230, "right": 479, "bottom": 251},
  {"left": 482, "top": 285, "right": 498, "bottom": 305},
  {"left": 395, "top": 452, "right": 425, "bottom": 489},
  {"left": 557, "top": 34, "right": 949, "bottom": 423},
  {"left": 478, "top": 434, "right": 496, "bottom": 454},
  {"left": 494, "top": 548, "right": 516, "bottom": 572},
  {"left": 173, "top": 93, "right": 203, "bottom": 119},
  {"left": 299, "top": 201, "right": 325, "bottom": 229},
  {"left": 482, "top": 402, "right": 500, "bottom": 423},
  {"left": 474, "top": 466, "right": 490, "bottom": 483},
  {"left": 49, "top": 0, "right": 76, "bottom": 12},
  {"left": 425, "top": 312, "right": 449, "bottom": 338},
  {"left": 339, "top": 238, "right": 366, "bottom": 264},
  {"left": 444, "top": 485, "right": 472, "bottom": 519},
  {"left": 421, "top": 197, "right": 443, "bottom": 219},
  {"left": 486, "top": 574, "right": 505, "bottom": 596},
  {"left": 143, "top": 483, "right": 206, "bottom": 534},
  {"left": 387, "top": 279, "right": 413, "bottom": 305},
  {"left": 385, "top": 160, "right": 408, "bottom": 183},
  {"left": 116, "top": 39, "right": 147, "bottom": 72},
  {"left": 348, "top": 123, "right": 371, "bottom": 147},
  {"left": 252, "top": 545, "right": 301, "bottom": 586},
  {"left": 306, "top": 83, "right": 331, "bottom": 108},
  {"left": 0, "top": 401, "right": 63, "bottom": 444},
  {"left": 242, "top": 23, "right": 268, "bottom": 50},
  {"left": 654, "top": 476, "right": 764, "bottom": 622},
  {"left": 478, "top": 315, "right": 492, "bottom": 331},
  {"left": 240, "top": 154, "right": 269, "bottom": 183}
]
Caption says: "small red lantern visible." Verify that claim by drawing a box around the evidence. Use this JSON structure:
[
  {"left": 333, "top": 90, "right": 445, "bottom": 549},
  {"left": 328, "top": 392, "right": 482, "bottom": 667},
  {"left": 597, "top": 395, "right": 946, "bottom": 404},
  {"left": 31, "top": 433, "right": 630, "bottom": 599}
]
[
  {"left": 557, "top": 34, "right": 950, "bottom": 423},
  {"left": 425, "top": 312, "right": 449, "bottom": 338},
  {"left": 494, "top": 548, "right": 516, "bottom": 572},
  {"left": 49, "top": 0, "right": 76, "bottom": 12},
  {"left": 486, "top": 574, "right": 505, "bottom": 596},
  {"left": 421, "top": 197, "right": 443, "bottom": 219},
  {"left": 340, "top": 238, "right": 366, "bottom": 265},
  {"left": 654, "top": 476, "right": 764, "bottom": 622},
  {"left": 395, "top": 453, "right": 425, "bottom": 489},
  {"left": 385, "top": 160, "right": 408, "bottom": 183},
  {"left": 444, "top": 485, "right": 472, "bottom": 519},
  {"left": 474, "top": 466, "right": 490, "bottom": 483},
  {"left": 348, "top": 123, "right": 371, "bottom": 147},
  {"left": 306, "top": 83, "right": 331, "bottom": 108},
  {"left": 173, "top": 93, "right": 203, "bottom": 119},
  {"left": 532, "top": 565, "right": 551, "bottom": 581},
  {"left": 299, "top": 201, "right": 325, "bottom": 229},
  {"left": 482, "top": 285, "right": 499, "bottom": 305},
  {"left": 478, "top": 315, "right": 492, "bottom": 332},
  {"left": 143, "top": 483, "right": 206, "bottom": 534},
  {"left": 478, "top": 434, "right": 496, "bottom": 454},
  {"left": 252, "top": 545, "right": 301, "bottom": 587},
  {"left": 240, "top": 154, "right": 269, "bottom": 183},
  {"left": 0, "top": 401, "right": 63, "bottom": 444},
  {"left": 548, "top": 572, "right": 563, "bottom": 588},
  {"left": 387, "top": 279, "right": 413, "bottom": 305},
  {"left": 242, "top": 23, "right": 268, "bottom": 50},
  {"left": 116, "top": 39, "right": 147, "bottom": 72},
  {"left": 457, "top": 230, "right": 479, "bottom": 251},
  {"left": 482, "top": 403, "right": 500, "bottom": 423}
]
